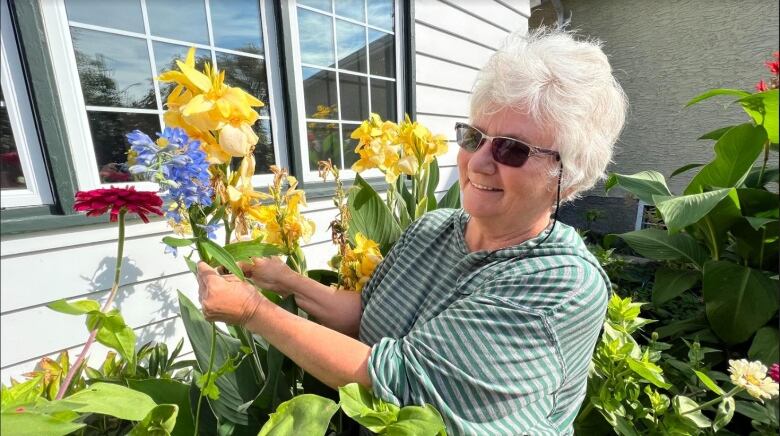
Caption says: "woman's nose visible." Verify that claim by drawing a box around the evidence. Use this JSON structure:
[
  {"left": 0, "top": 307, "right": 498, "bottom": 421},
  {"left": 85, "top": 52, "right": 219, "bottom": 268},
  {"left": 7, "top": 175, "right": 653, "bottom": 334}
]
[{"left": 469, "top": 138, "right": 497, "bottom": 174}]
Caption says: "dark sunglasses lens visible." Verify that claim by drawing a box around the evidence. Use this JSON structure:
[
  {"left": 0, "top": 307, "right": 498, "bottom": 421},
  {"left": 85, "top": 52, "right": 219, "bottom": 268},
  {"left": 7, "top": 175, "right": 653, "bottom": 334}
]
[
  {"left": 492, "top": 138, "right": 530, "bottom": 167},
  {"left": 456, "top": 125, "right": 482, "bottom": 151}
]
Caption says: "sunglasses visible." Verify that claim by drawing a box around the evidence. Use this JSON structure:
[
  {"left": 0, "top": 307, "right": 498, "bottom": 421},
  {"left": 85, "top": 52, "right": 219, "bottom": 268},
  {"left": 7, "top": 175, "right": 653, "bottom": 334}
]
[{"left": 455, "top": 122, "right": 560, "bottom": 167}]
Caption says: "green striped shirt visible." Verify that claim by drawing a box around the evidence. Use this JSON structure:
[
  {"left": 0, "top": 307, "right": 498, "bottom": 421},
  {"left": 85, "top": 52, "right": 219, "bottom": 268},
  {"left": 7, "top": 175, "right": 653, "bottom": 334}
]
[{"left": 360, "top": 208, "right": 608, "bottom": 435}]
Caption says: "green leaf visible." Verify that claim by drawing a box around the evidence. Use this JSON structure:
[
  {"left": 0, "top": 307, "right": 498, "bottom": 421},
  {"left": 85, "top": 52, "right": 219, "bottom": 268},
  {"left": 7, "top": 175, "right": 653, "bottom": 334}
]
[
  {"left": 685, "top": 88, "right": 750, "bottom": 107},
  {"left": 614, "top": 229, "right": 708, "bottom": 268},
  {"left": 605, "top": 171, "right": 672, "bottom": 205},
  {"left": 654, "top": 188, "right": 738, "bottom": 233},
  {"left": 198, "top": 239, "right": 244, "bottom": 279},
  {"left": 128, "top": 379, "right": 194, "bottom": 436},
  {"left": 735, "top": 400, "right": 771, "bottom": 424},
  {"left": 1, "top": 376, "right": 44, "bottom": 411},
  {"left": 307, "top": 269, "right": 339, "bottom": 287},
  {"left": 128, "top": 404, "right": 179, "bottom": 436},
  {"left": 693, "top": 370, "right": 724, "bottom": 395},
  {"left": 698, "top": 125, "right": 736, "bottom": 141},
  {"left": 652, "top": 267, "right": 700, "bottom": 306},
  {"left": 743, "top": 166, "right": 780, "bottom": 188},
  {"left": 713, "top": 396, "right": 735, "bottom": 433},
  {"left": 0, "top": 410, "right": 85, "bottom": 436},
  {"left": 669, "top": 163, "right": 705, "bottom": 179},
  {"left": 673, "top": 395, "right": 711, "bottom": 428},
  {"left": 223, "top": 240, "right": 283, "bottom": 262},
  {"left": 748, "top": 326, "right": 780, "bottom": 366},
  {"left": 626, "top": 358, "right": 671, "bottom": 389},
  {"left": 339, "top": 383, "right": 400, "bottom": 433},
  {"left": 385, "top": 404, "right": 447, "bottom": 436},
  {"left": 177, "top": 292, "right": 261, "bottom": 426},
  {"left": 739, "top": 89, "right": 778, "bottom": 143},
  {"left": 162, "top": 236, "right": 196, "bottom": 247},
  {"left": 47, "top": 299, "right": 100, "bottom": 315},
  {"left": 65, "top": 382, "right": 157, "bottom": 421},
  {"left": 348, "top": 174, "right": 402, "bottom": 255},
  {"left": 744, "top": 216, "right": 778, "bottom": 231},
  {"left": 613, "top": 416, "right": 640, "bottom": 436},
  {"left": 437, "top": 181, "right": 461, "bottom": 209},
  {"left": 87, "top": 310, "right": 136, "bottom": 369},
  {"left": 426, "top": 159, "right": 440, "bottom": 212},
  {"left": 703, "top": 261, "right": 779, "bottom": 344},
  {"left": 257, "top": 394, "right": 339, "bottom": 436}
]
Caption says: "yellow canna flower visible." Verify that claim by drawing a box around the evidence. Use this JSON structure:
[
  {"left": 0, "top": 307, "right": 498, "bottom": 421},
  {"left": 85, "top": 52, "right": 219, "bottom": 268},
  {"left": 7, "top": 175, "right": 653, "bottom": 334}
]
[
  {"left": 337, "top": 233, "right": 382, "bottom": 292},
  {"left": 219, "top": 122, "right": 258, "bottom": 157}
]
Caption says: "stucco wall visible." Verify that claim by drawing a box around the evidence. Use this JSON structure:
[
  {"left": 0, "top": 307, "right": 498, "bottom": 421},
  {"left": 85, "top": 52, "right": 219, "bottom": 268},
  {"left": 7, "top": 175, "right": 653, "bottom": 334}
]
[{"left": 534, "top": 0, "right": 779, "bottom": 196}]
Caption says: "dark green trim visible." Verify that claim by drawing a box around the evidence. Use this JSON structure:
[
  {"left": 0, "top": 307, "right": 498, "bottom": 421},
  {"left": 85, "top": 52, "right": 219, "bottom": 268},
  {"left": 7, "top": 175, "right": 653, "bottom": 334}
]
[
  {"left": 0, "top": 208, "right": 158, "bottom": 235},
  {"left": 402, "top": 0, "right": 416, "bottom": 119}
]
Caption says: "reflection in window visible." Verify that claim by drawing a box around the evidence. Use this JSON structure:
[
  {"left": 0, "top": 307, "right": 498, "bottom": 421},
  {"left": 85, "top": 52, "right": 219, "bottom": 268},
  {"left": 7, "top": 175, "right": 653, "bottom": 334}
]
[
  {"left": 369, "top": 30, "right": 395, "bottom": 77},
  {"left": 370, "top": 78, "right": 395, "bottom": 120},
  {"left": 64, "top": 0, "right": 144, "bottom": 33},
  {"left": 87, "top": 111, "right": 159, "bottom": 183},
  {"left": 153, "top": 42, "right": 209, "bottom": 100},
  {"left": 210, "top": 0, "right": 264, "bottom": 54},
  {"left": 339, "top": 73, "right": 368, "bottom": 121},
  {"left": 146, "top": 0, "right": 209, "bottom": 45},
  {"left": 367, "top": 0, "right": 394, "bottom": 31},
  {"left": 298, "top": 0, "right": 331, "bottom": 12},
  {"left": 341, "top": 123, "right": 360, "bottom": 168},
  {"left": 298, "top": 9, "right": 335, "bottom": 67},
  {"left": 337, "top": 19, "right": 367, "bottom": 73},
  {"left": 335, "top": 0, "right": 364, "bottom": 22},
  {"left": 306, "top": 122, "right": 340, "bottom": 171},
  {"left": 0, "top": 86, "right": 25, "bottom": 190},
  {"left": 303, "top": 68, "right": 339, "bottom": 119}
]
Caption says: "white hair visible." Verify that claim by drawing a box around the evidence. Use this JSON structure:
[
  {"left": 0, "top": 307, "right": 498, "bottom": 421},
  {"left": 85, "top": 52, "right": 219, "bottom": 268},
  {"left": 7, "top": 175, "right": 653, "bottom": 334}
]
[{"left": 470, "top": 27, "right": 628, "bottom": 202}]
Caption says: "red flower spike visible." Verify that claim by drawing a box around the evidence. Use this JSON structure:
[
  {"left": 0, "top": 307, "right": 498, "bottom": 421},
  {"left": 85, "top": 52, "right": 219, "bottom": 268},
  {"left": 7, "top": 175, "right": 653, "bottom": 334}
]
[
  {"left": 756, "top": 80, "right": 769, "bottom": 92},
  {"left": 770, "top": 363, "right": 780, "bottom": 383},
  {"left": 74, "top": 186, "right": 163, "bottom": 223}
]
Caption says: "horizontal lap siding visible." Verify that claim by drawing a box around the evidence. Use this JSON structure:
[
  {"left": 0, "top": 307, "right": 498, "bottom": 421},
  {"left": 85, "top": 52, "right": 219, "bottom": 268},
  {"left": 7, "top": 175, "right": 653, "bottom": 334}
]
[{"left": 413, "top": 0, "right": 529, "bottom": 196}]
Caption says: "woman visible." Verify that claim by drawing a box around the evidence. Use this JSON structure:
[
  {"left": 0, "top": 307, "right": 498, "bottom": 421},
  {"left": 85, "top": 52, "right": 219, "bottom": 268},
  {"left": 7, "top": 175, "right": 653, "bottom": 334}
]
[{"left": 197, "top": 28, "right": 627, "bottom": 435}]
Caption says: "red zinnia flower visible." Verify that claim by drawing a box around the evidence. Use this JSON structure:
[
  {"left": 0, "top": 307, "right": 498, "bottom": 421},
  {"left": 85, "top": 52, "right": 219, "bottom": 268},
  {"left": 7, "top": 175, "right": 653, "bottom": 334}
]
[
  {"left": 74, "top": 186, "right": 163, "bottom": 223},
  {"left": 770, "top": 363, "right": 780, "bottom": 383},
  {"left": 756, "top": 79, "right": 769, "bottom": 92}
]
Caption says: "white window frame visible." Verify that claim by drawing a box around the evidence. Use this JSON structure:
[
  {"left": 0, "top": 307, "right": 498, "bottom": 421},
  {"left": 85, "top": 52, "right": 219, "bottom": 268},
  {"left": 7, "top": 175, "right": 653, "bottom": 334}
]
[
  {"left": 288, "top": 0, "right": 405, "bottom": 182},
  {"left": 0, "top": 0, "right": 53, "bottom": 208},
  {"left": 38, "top": 0, "right": 286, "bottom": 192}
]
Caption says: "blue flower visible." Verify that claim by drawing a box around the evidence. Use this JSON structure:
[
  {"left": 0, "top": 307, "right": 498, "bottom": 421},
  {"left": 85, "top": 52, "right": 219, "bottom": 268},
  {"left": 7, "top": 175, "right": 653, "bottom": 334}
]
[
  {"left": 196, "top": 223, "right": 220, "bottom": 240},
  {"left": 164, "top": 243, "right": 178, "bottom": 257}
]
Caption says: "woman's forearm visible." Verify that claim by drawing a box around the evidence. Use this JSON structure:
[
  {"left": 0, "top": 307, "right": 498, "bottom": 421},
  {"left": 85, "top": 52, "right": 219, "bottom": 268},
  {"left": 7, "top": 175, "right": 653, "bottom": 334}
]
[{"left": 285, "top": 273, "right": 363, "bottom": 337}]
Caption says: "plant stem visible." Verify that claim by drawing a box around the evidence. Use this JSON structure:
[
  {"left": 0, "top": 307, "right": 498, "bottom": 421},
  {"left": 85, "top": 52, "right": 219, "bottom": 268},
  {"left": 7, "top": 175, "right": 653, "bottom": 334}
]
[
  {"left": 56, "top": 210, "right": 127, "bottom": 400},
  {"left": 681, "top": 386, "right": 742, "bottom": 415},
  {"left": 194, "top": 323, "right": 218, "bottom": 435},
  {"left": 757, "top": 139, "right": 770, "bottom": 187}
]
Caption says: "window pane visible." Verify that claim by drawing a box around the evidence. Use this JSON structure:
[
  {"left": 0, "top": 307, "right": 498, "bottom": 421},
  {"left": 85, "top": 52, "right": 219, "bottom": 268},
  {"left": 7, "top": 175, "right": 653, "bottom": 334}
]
[
  {"left": 370, "top": 78, "right": 395, "bottom": 120},
  {"left": 339, "top": 73, "right": 368, "bottom": 121},
  {"left": 336, "top": 20, "right": 367, "bottom": 73},
  {"left": 153, "top": 42, "right": 209, "bottom": 100},
  {"left": 216, "top": 52, "right": 270, "bottom": 117},
  {"left": 65, "top": 0, "right": 144, "bottom": 33},
  {"left": 341, "top": 123, "right": 360, "bottom": 169},
  {"left": 210, "top": 0, "right": 264, "bottom": 54},
  {"left": 146, "top": 0, "right": 209, "bottom": 45},
  {"left": 71, "top": 28, "right": 156, "bottom": 109},
  {"left": 368, "top": 29, "right": 394, "bottom": 77},
  {"left": 87, "top": 111, "right": 160, "bottom": 183},
  {"left": 302, "top": 68, "right": 339, "bottom": 119},
  {"left": 335, "top": 0, "right": 364, "bottom": 22},
  {"left": 0, "top": 86, "right": 26, "bottom": 190},
  {"left": 306, "top": 122, "right": 340, "bottom": 170},
  {"left": 298, "top": 8, "right": 335, "bottom": 67},
  {"left": 253, "top": 119, "right": 275, "bottom": 174},
  {"left": 298, "top": 0, "right": 331, "bottom": 12},
  {"left": 367, "top": 0, "right": 393, "bottom": 31}
]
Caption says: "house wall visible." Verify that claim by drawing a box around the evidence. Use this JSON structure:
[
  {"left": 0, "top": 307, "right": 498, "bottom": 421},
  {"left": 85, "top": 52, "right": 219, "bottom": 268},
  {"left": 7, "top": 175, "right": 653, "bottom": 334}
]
[{"left": 0, "top": 0, "right": 531, "bottom": 383}]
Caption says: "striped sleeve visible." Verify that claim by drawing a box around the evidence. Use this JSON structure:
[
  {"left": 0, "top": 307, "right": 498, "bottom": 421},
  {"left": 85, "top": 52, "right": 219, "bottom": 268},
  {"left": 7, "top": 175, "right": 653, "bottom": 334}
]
[{"left": 368, "top": 294, "right": 564, "bottom": 434}]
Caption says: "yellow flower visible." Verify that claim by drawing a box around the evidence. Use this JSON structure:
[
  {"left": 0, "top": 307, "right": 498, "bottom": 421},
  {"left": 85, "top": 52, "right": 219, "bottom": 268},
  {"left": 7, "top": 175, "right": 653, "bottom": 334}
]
[
  {"left": 219, "top": 123, "right": 258, "bottom": 157},
  {"left": 729, "top": 359, "right": 780, "bottom": 402},
  {"left": 338, "top": 233, "right": 382, "bottom": 292}
]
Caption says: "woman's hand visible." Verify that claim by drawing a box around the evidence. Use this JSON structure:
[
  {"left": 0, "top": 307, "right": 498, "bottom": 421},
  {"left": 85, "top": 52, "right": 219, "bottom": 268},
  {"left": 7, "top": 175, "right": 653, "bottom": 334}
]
[
  {"left": 197, "top": 262, "right": 265, "bottom": 326},
  {"left": 238, "top": 256, "right": 297, "bottom": 296}
]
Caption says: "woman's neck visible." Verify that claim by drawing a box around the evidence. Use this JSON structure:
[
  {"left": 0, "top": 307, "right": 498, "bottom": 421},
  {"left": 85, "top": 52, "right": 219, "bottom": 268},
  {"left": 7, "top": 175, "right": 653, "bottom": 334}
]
[{"left": 464, "top": 213, "right": 551, "bottom": 252}]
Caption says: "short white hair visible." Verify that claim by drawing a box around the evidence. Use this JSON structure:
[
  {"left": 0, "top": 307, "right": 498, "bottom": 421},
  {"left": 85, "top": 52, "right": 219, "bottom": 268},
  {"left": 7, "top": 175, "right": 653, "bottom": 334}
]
[{"left": 470, "top": 27, "right": 628, "bottom": 201}]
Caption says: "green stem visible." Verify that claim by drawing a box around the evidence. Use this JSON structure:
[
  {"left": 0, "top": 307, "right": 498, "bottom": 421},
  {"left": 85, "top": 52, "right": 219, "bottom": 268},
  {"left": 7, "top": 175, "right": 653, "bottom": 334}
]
[
  {"left": 757, "top": 139, "right": 770, "bottom": 187},
  {"left": 681, "top": 386, "right": 742, "bottom": 415},
  {"left": 194, "top": 323, "right": 218, "bottom": 435},
  {"left": 701, "top": 217, "right": 720, "bottom": 261}
]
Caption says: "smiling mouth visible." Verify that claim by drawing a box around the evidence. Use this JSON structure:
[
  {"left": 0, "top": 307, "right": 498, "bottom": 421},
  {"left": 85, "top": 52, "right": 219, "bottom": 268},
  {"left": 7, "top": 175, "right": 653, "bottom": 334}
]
[{"left": 470, "top": 181, "right": 503, "bottom": 192}]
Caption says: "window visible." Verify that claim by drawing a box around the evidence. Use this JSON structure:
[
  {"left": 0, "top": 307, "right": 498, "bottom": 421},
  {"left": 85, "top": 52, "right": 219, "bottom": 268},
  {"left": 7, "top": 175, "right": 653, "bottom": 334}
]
[
  {"left": 289, "top": 0, "right": 402, "bottom": 181},
  {"left": 39, "top": 0, "right": 286, "bottom": 190},
  {"left": 1, "top": 0, "right": 53, "bottom": 208}
]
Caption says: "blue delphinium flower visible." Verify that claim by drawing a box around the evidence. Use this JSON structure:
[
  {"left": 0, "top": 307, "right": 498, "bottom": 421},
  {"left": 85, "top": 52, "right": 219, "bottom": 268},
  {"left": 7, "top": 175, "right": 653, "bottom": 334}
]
[
  {"left": 196, "top": 223, "right": 221, "bottom": 240},
  {"left": 164, "top": 243, "right": 178, "bottom": 257}
]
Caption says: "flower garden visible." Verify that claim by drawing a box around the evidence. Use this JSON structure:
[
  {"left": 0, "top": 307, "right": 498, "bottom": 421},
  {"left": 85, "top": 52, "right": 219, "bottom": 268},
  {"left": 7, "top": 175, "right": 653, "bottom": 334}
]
[{"left": 1, "top": 49, "right": 778, "bottom": 436}]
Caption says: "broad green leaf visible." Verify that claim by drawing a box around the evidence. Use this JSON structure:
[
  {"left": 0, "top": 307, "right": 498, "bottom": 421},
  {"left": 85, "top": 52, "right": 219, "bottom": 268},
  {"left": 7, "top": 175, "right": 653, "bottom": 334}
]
[
  {"left": 86, "top": 310, "right": 136, "bottom": 369},
  {"left": 748, "top": 326, "right": 780, "bottom": 366},
  {"left": 223, "top": 240, "right": 283, "bottom": 262},
  {"left": 47, "top": 299, "right": 100, "bottom": 316},
  {"left": 685, "top": 88, "right": 750, "bottom": 107},
  {"left": 703, "top": 261, "right": 779, "bottom": 344},
  {"left": 178, "top": 292, "right": 261, "bottom": 426},
  {"left": 0, "top": 410, "right": 85, "bottom": 436},
  {"left": 385, "top": 404, "right": 447, "bottom": 436},
  {"left": 743, "top": 166, "right": 780, "bottom": 188},
  {"left": 437, "top": 181, "right": 461, "bottom": 209},
  {"left": 737, "top": 188, "right": 780, "bottom": 218},
  {"left": 1, "top": 375, "right": 44, "bottom": 411},
  {"left": 162, "top": 236, "right": 196, "bottom": 247},
  {"left": 713, "top": 396, "right": 735, "bottom": 433},
  {"left": 735, "top": 400, "right": 771, "bottom": 424},
  {"left": 339, "top": 383, "right": 400, "bottom": 433},
  {"left": 198, "top": 239, "right": 244, "bottom": 279},
  {"left": 128, "top": 378, "right": 194, "bottom": 436},
  {"left": 348, "top": 174, "right": 402, "bottom": 255},
  {"left": 744, "top": 217, "right": 778, "bottom": 231},
  {"left": 653, "top": 189, "right": 737, "bottom": 233},
  {"left": 613, "top": 416, "right": 640, "bottom": 436},
  {"left": 669, "top": 163, "right": 705, "bottom": 179},
  {"left": 626, "top": 358, "right": 671, "bottom": 389},
  {"left": 652, "top": 267, "right": 700, "bottom": 306},
  {"left": 692, "top": 370, "right": 724, "bottom": 395},
  {"left": 399, "top": 176, "right": 416, "bottom": 220},
  {"left": 426, "top": 159, "right": 440, "bottom": 212},
  {"left": 66, "top": 382, "right": 157, "bottom": 421},
  {"left": 415, "top": 196, "right": 429, "bottom": 219},
  {"left": 614, "top": 229, "right": 708, "bottom": 268},
  {"left": 605, "top": 171, "right": 672, "bottom": 205},
  {"left": 739, "top": 89, "right": 778, "bottom": 143},
  {"left": 128, "top": 404, "right": 178, "bottom": 436},
  {"left": 673, "top": 395, "right": 711, "bottom": 428},
  {"left": 257, "top": 394, "right": 338, "bottom": 436},
  {"left": 685, "top": 123, "right": 767, "bottom": 194},
  {"left": 698, "top": 125, "right": 736, "bottom": 140}
]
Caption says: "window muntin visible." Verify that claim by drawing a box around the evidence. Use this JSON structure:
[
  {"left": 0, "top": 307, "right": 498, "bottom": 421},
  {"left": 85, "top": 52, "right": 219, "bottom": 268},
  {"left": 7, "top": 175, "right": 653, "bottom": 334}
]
[{"left": 292, "top": 0, "right": 401, "bottom": 179}]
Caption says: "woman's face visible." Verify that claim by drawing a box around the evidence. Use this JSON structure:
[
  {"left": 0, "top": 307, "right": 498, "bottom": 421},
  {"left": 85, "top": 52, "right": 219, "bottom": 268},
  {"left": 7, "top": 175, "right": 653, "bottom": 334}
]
[{"left": 457, "top": 108, "right": 559, "bottom": 227}]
